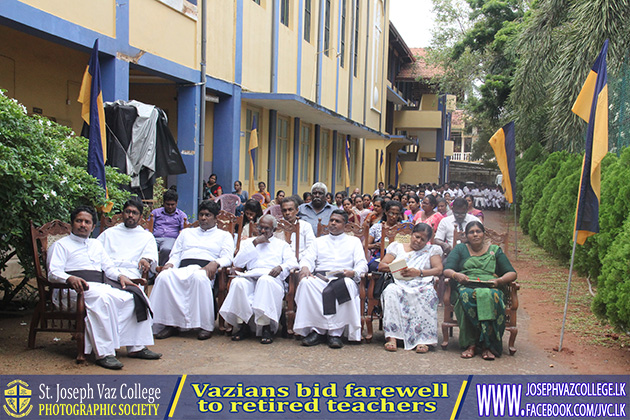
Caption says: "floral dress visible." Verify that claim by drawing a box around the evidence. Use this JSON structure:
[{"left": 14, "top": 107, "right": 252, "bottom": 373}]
[{"left": 381, "top": 242, "right": 441, "bottom": 350}]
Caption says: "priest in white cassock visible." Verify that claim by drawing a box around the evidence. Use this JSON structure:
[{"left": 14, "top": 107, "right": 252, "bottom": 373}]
[
  {"left": 274, "top": 196, "right": 315, "bottom": 261},
  {"left": 293, "top": 209, "right": 368, "bottom": 348},
  {"left": 47, "top": 205, "right": 160, "bottom": 370},
  {"left": 97, "top": 197, "right": 159, "bottom": 288},
  {"left": 150, "top": 200, "right": 234, "bottom": 340},
  {"left": 219, "top": 215, "right": 298, "bottom": 344}
]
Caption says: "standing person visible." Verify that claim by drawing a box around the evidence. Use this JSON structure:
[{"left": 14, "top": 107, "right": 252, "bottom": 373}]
[
  {"left": 257, "top": 182, "right": 271, "bottom": 209},
  {"left": 219, "top": 215, "right": 298, "bottom": 344},
  {"left": 379, "top": 223, "right": 443, "bottom": 352},
  {"left": 298, "top": 183, "right": 335, "bottom": 236},
  {"left": 241, "top": 199, "right": 263, "bottom": 240},
  {"left": 152, "top": 189, "right": 186, "bottom": 266},
  {"left": 48, "top": 205, "right": 160, "bottom": 369},
  {"left": 434, "top": 198, "right": 480, "bottom": 255},
  {"left": 204, "top": 173, "right": 222, "bottom": 199},
  {"left": 293, "top": 210, "right": 368, "bottom": 348},
  {"left": 150, "top": 200, "right": 234, "bottom": 340}
]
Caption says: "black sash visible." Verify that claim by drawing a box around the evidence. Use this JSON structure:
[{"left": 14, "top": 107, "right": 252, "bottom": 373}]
[
  {"left": 180, "top": 259, "right": 211, "bottom": 268},
  {"left": 66, "top": 270, "right": 153, "bottom": 323},
  {"left": 320, "top": 273, "right": 351, "bottom": 315}
]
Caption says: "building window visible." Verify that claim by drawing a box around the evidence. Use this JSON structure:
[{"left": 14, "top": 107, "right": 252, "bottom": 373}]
[
  {"left": 281, "top": 0, "right": 289, "bottom": 26},
  {"left": 353, "top": 0, "right": 359, "bottom": 77},
  {"left": 304, "top": 0, "right": 311, "bottom": 42},
  {"left": 324, "top": 0, "right": 331, "bottom": 56},
  {"left": 277, "top": 116, "right": 290, "bottom": 183},
  {"left": 319, "top": 130, "right": 330, "bottom": 182},
  {"left": 252, "top": 0, "right": 260, "bottom": 4},
  {"left": 300, "top": 124, "right": 311, "bottom": 183},
  {"left": 340, "top": 0, "right": 346, "bottom": 67},
  {"left": 245, "top": 109, "right": 261, "bottom": 182}
]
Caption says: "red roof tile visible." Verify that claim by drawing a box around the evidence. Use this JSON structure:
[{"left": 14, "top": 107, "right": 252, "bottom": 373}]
[{"left": 397, "top": 48, "right": 442, "bottom": 80}]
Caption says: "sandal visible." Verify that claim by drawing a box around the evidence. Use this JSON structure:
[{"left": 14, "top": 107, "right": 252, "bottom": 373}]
[
  {"left": 415, "top": 344, "right": 429, "bottom": 354},
  {"left": 260, "top": 325, "right": 273, "bottom": 344},
  {"left": 231, "top": 324, "right": 251, "bottom": 341},
  {"left": 461, "top": 345, "right": 476, "bottom": 359},
  {"left": 384, "top": 339, "right": 397, "bottom": 352},
  {"left": 481, "top": 349, "right": 495, "bottom": 361}
]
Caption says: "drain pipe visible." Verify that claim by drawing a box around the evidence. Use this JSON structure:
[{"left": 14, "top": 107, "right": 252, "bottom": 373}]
[{"left": 198, "top": 0, "right": 207, "bottom": 204}]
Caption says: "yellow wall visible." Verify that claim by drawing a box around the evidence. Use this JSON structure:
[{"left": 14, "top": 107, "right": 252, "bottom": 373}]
[
  {"left": 242, "top": 0, "right": 272, "bottom": 93},
  {"left": 400, "top": 161, "right": 440, "bottom": 184},
  {"left": 21, "top": 0, "right": 115, "bottom": 38},
  {"left": 394, "top": 110, "right": 442, "bottom": 129},
  {"left": 420, "top": 94, "right": 439, "bottom": 111},
  {"left": 206, "top": 1, "right": 235, "bottom": 83},
  {"left": 418, "top": 130, "right": 437, "bottom": 157},
  {"left": 277, "top": 16, "right": 298, "bottom": 93},
  {"left": 129, "top": 0, "right": 198, "bottom": 70}
]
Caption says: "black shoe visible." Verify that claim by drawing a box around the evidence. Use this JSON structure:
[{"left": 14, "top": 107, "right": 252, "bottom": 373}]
[
  {"left": 95, "top": 355, "right": 124, "bottom": 370},
  {"left": 128, "top": 348, "right": 162, "bottom": 360},
  {"left": 231, "top": 323, "right": 251, "bottom": 341},
  {"left": 302, "top": 331, "right": 326, "bottom": 346},
  {"left": 327, "top": 336, "right": 344, "bottom": 349},
  {"left": 155, "top": 326, "right": 179, "bottom": 339},
  {"left": 260, "top": 325, "right": 273, "bottom": 344},
  {"left": 197, "top": 329, "right": 213, "bottom": 340}
]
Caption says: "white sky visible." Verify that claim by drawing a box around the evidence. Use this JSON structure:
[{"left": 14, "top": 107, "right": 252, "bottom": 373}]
[{"left": 389, "top": 0, "right": 435, "bottom": 48}]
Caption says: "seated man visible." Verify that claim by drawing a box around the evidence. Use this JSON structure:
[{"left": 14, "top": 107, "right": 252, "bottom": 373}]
[
  {"left": 219, "top": 215, "right": 298, "bottom": 344},
  {"left": 98, "top": 197, "right": 159, "bottom": 287},
  {"left": 47, "top": 205, "right": 160, "bottom": 370},
  {"left": 151, "top": 189, "right": 186, "bottom": 266},
  {"left": 293, "top": 210, "right": 368, "bottom": 348},
  {"left": 433, "top": 197, "right": 481, "bottom": 255},
  {"left": 150, "top": 200, "right": 234, "bottom": 340},
  {"left": 275, "top": 196, "right": 315, "bottom": 261},
  {"left": 298, "top": 182, "right": 335, "bottom": 236}
]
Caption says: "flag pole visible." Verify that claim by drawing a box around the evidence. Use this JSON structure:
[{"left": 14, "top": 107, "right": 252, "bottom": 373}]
[
  {"left": 559, "top": 230, "right": 578, "bottom": 352},
  {"left": 514, "top": 202, "right": 518, "bottom": 260}
]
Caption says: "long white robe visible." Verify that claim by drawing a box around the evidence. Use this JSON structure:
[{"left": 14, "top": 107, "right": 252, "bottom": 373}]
[
  {"left": 47, "top": 234, "right": 154, "bottom": 358},
  {"left": 293, "top": 233, "right": 368, "bottom": 341},
  {"left": 150, "top": 226, "right": 234, "bottom": 332},
  {"left": 97, "top": 224, "right": 158, "bottom": 280},
  {"left": 219, "top": 237, "right": 298, "bottom": 334},
  {"left": 273, "top": 219, "right": 315, "bottom": 263}
]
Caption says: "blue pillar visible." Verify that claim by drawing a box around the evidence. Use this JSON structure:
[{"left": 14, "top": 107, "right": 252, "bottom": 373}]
[
  {"left": 436, "top": 95, "right": 446, "bottom": 184},
  {"left": 268, "top": 109, "right": 278, "bottom": 195},
  {"left": 313, "top": 124, "right": 321, "bottom": 181},
  {"left": 213, "top": 86, "right": 242, "bottom": 195},
  {"left": 331, "top": 130, "right": 338, "bottom": 194},
  {"left": 176, "top": 84, "right": 201, "bottom": 218},
  {"left": 101, "top": 56, "right": 129, "bottom": 102},
  {"left": 292, "top": 117, "right": 301, "bottom": 195}
]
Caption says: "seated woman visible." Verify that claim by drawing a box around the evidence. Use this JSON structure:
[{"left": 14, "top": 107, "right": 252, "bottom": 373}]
[
  {"left": 415, "top": 194, "right": 443, "bottom": 234},
  {"left": 367, "top": 200, "right": 403, "bottom": 272},
  {"left": 465, "top": 194, "right": 484, "bottom": 223},
  {"left": 342, "top": 197, "right": 361, "bottom": 224},
  {"left": 443, "top": 221, "right": 517, "bottom": 360},
  {"left": 379, "top": 223, "right": 443, "bottom": 353},
  {"left": 241, "top": 199, "right": 263, "bottom": 239},
  {"left": 365, "top": 197, "right": 384, "bottom": 227},
  {"left": 404, "top": 194, "right": 421, "bottom": 223},
  {"left": 269, "top": 190, "right": 285, "bottom": 207},
  {"left": 204, "top": 173, "right": 222, "bottom": 199},
  {"left": 437, "top": 197, "right": 452, "bottom": 217}
]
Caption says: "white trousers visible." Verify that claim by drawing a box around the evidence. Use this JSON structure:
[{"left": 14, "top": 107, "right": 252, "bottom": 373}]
[
  {"left": 219, "top": 275, "right": 284, "bottom": 335},
  {"left": 293, "top": 276, "right": 361, "bottom": 341},
  {"left": 150, "top": 265, "right": 215, "bottom": 332}
]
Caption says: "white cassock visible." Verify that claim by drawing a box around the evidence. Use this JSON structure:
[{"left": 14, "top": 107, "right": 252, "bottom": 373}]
[
  {"left": 97, "top": 224, "right": 159, "bottom": 281},
  {"left": 273, "top": 219, "right": 315, "bottom": 263},
  {"left": 219, "top": 237, "right": 298, "bottom": 334},
  {"left": 150, "top": 226, "right": 234, "bottom": 332},
  {"left": 47, "top": 234, "right": 154, "bottom": 358},
  {"left": 293, "top": 233, "right": 368, "bottom": 341}
]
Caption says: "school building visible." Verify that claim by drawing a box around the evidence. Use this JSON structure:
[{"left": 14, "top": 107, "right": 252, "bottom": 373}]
[{"left": 0, "top": 0, "right": 454, "bottom": 217}]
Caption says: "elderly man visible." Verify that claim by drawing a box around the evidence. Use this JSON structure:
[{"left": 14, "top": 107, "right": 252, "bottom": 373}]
[
  {"left": 152, "top": 189, "right": 186, "bottom": 266},
  {"left": 98, "top": 197, "right": 158, "bottom": 286},
  {"left": 219, "top": 215, "right": 298, "bottom": 344},
  {"left": 150, "top": 200, "right": 234, "bottom": 340},
  {"left": 274, "top": 196, "right": 315, "bottom": 261},
  {"left": 293, "top": 210, "right": 368, "bottom": 348},
  {"left": 434, "top": 197, "right": 481, "bottom": 255},
  {"left": 48, "top": 205, "right": 160, "bottom": 370},
  {"left": 298, "top": 182, "right": 335, "bottom": 236}
]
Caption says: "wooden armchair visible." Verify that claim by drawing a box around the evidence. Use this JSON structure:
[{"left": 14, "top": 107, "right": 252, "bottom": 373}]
[
  {"left": 100, "top": 213, "right": 154, "bottom": 233},
  {"left": 364, "top": 222, "right": 415, "bottom": 342},
  {"left": 441, "top": 232, "right": 519, "bottom": 355},
  {"left": 275, "top": 219, "right": 301, "bottom": 336},
  {"left": 28, "top": 220, "right": 86, "bottom": 362}
]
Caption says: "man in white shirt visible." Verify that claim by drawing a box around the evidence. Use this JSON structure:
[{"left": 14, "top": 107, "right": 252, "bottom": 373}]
[
  {"left": 434, "top": 198, "right": 481, "bottom": 255},
  {"left": 150, "top": 200, "right": 234, "bottom": 340},
  {"left": 293, "top": 210, "right": 368, "bottom": 348},
  {"left": 275, "top": 196, "right": 315, "bottom": 261},
  {"left": 219, "top": 215, "right": 298, "bottom": 344},
  {"left": 47, "top": 205, "right": 160, "bottom": 370},
  {"left": 97, "top": 197, "right": 158, "bottom": 286}
]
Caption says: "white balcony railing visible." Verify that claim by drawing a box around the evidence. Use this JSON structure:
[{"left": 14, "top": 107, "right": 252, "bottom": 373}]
[{"left": 451, "top": 152, "right": 472, "bottom": 161}]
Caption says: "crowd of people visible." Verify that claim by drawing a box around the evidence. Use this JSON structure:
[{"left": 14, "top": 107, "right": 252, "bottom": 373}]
[{"left": 46, "top": 179, "right": 515, "bottom": 370}]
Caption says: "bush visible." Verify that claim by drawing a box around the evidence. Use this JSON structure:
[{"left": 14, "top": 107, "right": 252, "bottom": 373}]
[{"left": 0, "top": 90, "right": 130, "bottom": 307}]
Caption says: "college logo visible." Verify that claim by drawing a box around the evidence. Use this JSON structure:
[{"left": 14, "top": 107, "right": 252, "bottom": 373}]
[{"left": 3, "top": 379, "right": 33, "bottom": 418}]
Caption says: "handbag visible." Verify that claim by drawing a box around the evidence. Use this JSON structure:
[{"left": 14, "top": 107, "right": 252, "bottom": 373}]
[{"left": 373, "top": 272, "right": 394, "bottom": 300}]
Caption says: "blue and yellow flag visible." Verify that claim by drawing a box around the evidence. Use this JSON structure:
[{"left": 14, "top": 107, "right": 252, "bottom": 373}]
[
  {"left": 78, "top": 39, "right": 112, "bottom": 211},
  {"left": 248, "top": 116, "right": 259, "bottom": 194},
  {"left": 379, "top": 150, "right": 385, "bottom": 184},
  {"left": 489, "top": 121, "right": 516, "bottom": 204},
  {"left": 344, "top": 136, "right": 351, "bottom": 189},
  {"left": 572, "top": 40, "right": 608, "bottom": 245}
]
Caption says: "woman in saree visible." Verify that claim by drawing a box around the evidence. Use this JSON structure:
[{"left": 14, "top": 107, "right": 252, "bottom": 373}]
[
  {"left": 379, "top": 223, "right": 443, "bottom": 353},
  {"left": 416, "top": 194, "right": 443, "bottom": 233},
  {"left": 443, "top": 221, "right": 517, "bottom": 360}
]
